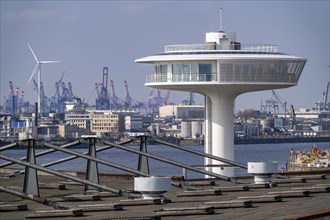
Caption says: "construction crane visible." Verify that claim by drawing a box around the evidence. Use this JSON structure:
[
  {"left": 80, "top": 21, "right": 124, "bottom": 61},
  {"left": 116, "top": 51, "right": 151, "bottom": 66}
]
[
  {"left": 5, "top": 81, "right": 17, "bottom": 115},
  {"left": 314, "top": 81, "right": 329, "bottom": 111},
  {"left": 324, "top": 81, "right": 329, "bottom": 111},
  {"left": 163, "top": 91, "right": 170, "bottom": 105},
  {"left": 68, "top": 82, "right": 73, "bottom": 101},
  {"left": 288, "top": 105, "right": 296, "bottom": 130},
  {"left": 124, "top": 80, "right": 132, "bottom": 109},
  {"left": 147, "top": 88, "right": 159, "bottom": 116},
  {"left": 271, "top": 90, "right": 288, "bottom": 117},
  {"left": 95, "top": 67, "right": 111, "bottom": 110},
  {"left": 109, "top": 80, "right": 118, "bottom": 109},
  {"left": 9, "top": 81, "right": 14, "bottom": 97},
  {"left": 61, "top": 82, "right": 69, "bottom": 101},
  {"left": 40, "top": 82, "right": 49, "bottom": 113},
  {"left": 109, "top": 80, "right": 124, "bottom": 110},
  {"left": 95, "top": 83, "right": 100, "bottom": 99},
  {"left": 100, "top": 67, "right": 110, "bottom": 108},
  {"left": 182, "top": 92, "right": 195, "bottom": 105},
  {"left": 261, "top": 90, "right": 290, "bottom": 114},
  {"left": 157, "top": 89, "right": 162, "bottom": 106}
]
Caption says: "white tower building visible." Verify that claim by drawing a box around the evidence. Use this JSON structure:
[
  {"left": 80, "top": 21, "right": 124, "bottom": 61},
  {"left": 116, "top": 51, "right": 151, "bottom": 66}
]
[{"left": 135, "top": 29, "right": 306, "bottom": 177}]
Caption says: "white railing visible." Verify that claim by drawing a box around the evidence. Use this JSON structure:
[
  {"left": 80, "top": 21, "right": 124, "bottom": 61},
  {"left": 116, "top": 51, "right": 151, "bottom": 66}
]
[
  {"left": 241, "top": 44, "right": 278, "bottom": 53},
  {"left": 146, "top": 73, "right": 217, "bottom": 84},
  {"left": 164, "top": 44, "right": 278, "bottom": 53}
]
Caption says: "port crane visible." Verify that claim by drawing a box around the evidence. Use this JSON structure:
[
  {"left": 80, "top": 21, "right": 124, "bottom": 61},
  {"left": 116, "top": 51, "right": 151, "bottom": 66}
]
[
  {"left": 95, "top": 67, "right": 111, "bottom": 110},
  {"left": 314, "top": 81, "right": 329, "bottom": 111},
  {"left": 124, "top": 80, "right": 132, "bottom": 109},
  {"left": 182, "top": 92, "right": 195, "bottom": 105},
  {"left": 163, "top": 91, "right": 170, "bottom": 105},
  {"left": 109, "top": 80, "right": 124, "bottom": 110},
  {"left": 261, "top": 90, "right": 289, "bottom": 115}
]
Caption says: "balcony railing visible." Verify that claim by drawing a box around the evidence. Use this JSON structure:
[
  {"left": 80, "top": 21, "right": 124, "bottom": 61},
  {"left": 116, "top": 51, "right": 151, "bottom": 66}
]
[
  {"left": 164, "top": 44, "right": 278, "bottom": 53},
  {"left": 146, "top": 73, "right": 217, "bottom": 84}
]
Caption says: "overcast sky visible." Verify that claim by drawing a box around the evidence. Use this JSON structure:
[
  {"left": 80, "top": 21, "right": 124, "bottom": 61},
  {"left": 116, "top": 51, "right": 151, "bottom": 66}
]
[{"left": 1, "top": 1, "right": 329, "bottom": 112}]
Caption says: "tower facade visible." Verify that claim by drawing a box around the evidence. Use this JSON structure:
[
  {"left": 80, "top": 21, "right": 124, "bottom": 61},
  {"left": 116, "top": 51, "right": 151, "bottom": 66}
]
[{"left": 136, "top": 30, "right": 306, "bottom": 177}]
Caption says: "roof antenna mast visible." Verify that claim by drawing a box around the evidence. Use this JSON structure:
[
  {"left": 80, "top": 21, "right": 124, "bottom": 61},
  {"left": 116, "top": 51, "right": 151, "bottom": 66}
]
[{"left": 220, "top": 8, "right": 223, "bottom": 32}]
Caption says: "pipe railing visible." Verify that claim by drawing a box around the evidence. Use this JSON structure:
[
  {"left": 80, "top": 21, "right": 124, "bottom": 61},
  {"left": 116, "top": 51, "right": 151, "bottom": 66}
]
[
  {"left": 153, "top": 138, "right": 247, "bottom": 169},
  {"left": 101, "top": 139, "right": 230, "bottom": 181}
]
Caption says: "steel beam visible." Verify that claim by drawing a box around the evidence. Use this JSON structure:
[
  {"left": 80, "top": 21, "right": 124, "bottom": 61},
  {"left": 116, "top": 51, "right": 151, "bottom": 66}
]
[
  {"left": 153, "top": 138, "right": 247, "bottom": 169},
  {"left": 0, "top": 142, "right": 18, "bottom": 152},
  {"left": 40, "top": 141, "right": 149, "bottom": 177},
  {"left": 137, "top": 136, "right": 150, "bottom": 175},
  {"left": 23, "top": 139, "right": 39, "bottom": 196},
  {"left": 3, "top": 138, "right": 136, "bottom": 177},
  {"left": 85, "top": 137, "right": 99, "bottom": 191},
  {"left": 0, "top": 140, "right": 81, "bottom": 169},
  {"left": 0, "top": 154, "right": 122, "bottom": 195},
  {"left": 101, "top": 139, "right": 230, "bottom": 181}
]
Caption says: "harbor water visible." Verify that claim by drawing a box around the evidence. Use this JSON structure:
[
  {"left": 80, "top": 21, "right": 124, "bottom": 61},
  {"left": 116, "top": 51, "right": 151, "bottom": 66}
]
[{"left": 1, "top": 142, "right": 329, "bottom": 178}]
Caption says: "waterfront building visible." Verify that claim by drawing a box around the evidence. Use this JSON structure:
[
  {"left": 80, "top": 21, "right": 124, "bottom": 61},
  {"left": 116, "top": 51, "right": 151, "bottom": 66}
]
[
  {"left": 65, "top": 112, "right": 91, "bottom": 130},
  {"left": 0, "top": 113, "right": 11, "bottom": 139},
  {"left": 58, "top": 124, "right": 90, "bottom": 139},
  {"left": 38, "top": 125, "right": 58, "bottom": 140},
  {"left": 89, "top": 110, "right": 122, "bottom": 135},
  {"left": 136, "top": 25, "right": 306, "bottom": 176},
  {"left": 125, "top": 115, "right": 143, "bottom": 131},
  {"left": 180, "top": 120, "right": 205, "bottom": 139},
  {"left": 0, "top": 113, "right": 34, "bottom": 141},
  {"left": 279, "top": 108, "right": 330, "bottom": 119},
  {"left": 159, "top": 104, "right": 204, "bottom": 119}
]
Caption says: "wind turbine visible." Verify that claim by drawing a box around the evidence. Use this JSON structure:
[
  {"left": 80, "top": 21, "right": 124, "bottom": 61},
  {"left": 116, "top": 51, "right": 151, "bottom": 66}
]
[{"left": 27, "top": 43, "right": 59, "bottom": 116}]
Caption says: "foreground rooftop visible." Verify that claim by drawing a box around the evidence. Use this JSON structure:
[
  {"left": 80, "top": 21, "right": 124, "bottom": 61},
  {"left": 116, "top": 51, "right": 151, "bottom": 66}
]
[{"left": 0, "top": 170, "right": 329, "bottom": 220}]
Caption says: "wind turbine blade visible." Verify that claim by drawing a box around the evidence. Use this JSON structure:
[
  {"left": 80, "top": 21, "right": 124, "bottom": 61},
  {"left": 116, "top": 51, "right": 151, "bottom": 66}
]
[
  {"left": 27, "top": 63, "right": 39, "bottom": 84},
  {"left": 39, "top": 61, "right": 60, "bottom": 64},
  {"left": 27, "top": 43, "right": 39, "bottom": 63}
]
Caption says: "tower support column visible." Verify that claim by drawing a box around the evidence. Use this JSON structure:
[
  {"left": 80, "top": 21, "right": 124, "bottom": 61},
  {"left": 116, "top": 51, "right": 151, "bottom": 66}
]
[
  {"left": 204, "top": 95, "right": 212, "bottom": 173},
  {"left": 208, "top": 91, "right": 236, "bottom": 177}
]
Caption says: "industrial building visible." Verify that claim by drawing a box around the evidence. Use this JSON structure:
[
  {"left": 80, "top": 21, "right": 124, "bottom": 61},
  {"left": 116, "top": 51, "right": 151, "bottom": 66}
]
[{"left": 159, "top": 104, "right": 204, "bottom": 119}]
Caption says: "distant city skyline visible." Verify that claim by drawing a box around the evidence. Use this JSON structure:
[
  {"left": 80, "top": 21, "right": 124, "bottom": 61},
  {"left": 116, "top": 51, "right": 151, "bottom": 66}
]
[{"left": 1, "top": 1, "right": 329, "bottom": 112}]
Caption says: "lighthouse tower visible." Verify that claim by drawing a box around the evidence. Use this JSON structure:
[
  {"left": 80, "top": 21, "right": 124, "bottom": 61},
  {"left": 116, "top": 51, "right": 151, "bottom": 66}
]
[{"left": 135, "top": 26, "right": 306, "bottom": 177}]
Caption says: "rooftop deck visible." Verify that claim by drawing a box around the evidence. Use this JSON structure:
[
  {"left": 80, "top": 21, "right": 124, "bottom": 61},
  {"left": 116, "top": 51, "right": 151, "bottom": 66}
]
[{"left": 1, "top": 170, "right": 329, "bottom": 220}]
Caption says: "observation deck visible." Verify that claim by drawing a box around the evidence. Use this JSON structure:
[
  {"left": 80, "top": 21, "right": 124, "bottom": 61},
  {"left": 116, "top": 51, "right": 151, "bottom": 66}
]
[{"left": 139, "top": 42, "right": 306, "bottom": 94}]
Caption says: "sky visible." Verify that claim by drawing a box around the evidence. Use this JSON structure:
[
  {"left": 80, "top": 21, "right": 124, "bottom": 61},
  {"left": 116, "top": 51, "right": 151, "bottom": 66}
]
[{"left": 1, "top": 1, "right": 329, "bottom": 113}]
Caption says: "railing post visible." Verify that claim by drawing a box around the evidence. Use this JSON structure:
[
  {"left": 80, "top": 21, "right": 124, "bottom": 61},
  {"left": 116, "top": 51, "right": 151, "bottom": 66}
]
[
  {"left": 85, "top": 137, "right": 100, "bottom": 191},
  {"left": 23, "top": 139, "right": 39, "bottom": 196},
  {"left": 182, "top": 168, "right": 187, "bottom": 180},
  {"left": 137, "top": 136, "right": 150, "bottom": 175}
]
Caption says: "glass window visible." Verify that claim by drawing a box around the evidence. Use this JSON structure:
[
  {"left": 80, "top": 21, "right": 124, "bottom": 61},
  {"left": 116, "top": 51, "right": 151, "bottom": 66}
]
[
  {"left": 191, "top": 64, "right": 198, "bottom": 73},
  {"left": 199, "top": 64, "right": 211, "bottom": 73},
  {"left": 183, "top": 64, "right": 190, "bottom": 81},
  {"left": 160, "top": 65, "right": 167, "bottom": 74},
  {"left": 172, "top": 64, "right": 182, "bottom": 74},
  {"left": 183, "top": 64, "right": 190, "bottom": 74},
  {"left": 191, "top": 64, "right": 198, "bottom": 81},
  {"left": 199, "top": 64, "right": 212, "bottom": 81},
  {"left": 172, "top": 64, "right": 182, "bottom": 82}
]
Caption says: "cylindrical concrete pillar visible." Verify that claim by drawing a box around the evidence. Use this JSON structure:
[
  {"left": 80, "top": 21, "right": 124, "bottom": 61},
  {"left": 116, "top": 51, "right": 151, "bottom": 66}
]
[
  {"left": 209, "top": 92, "right": 235, "bottom": 177},
  {"left": 204, "top": 95, "right": 212, "bottom": 173}
]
